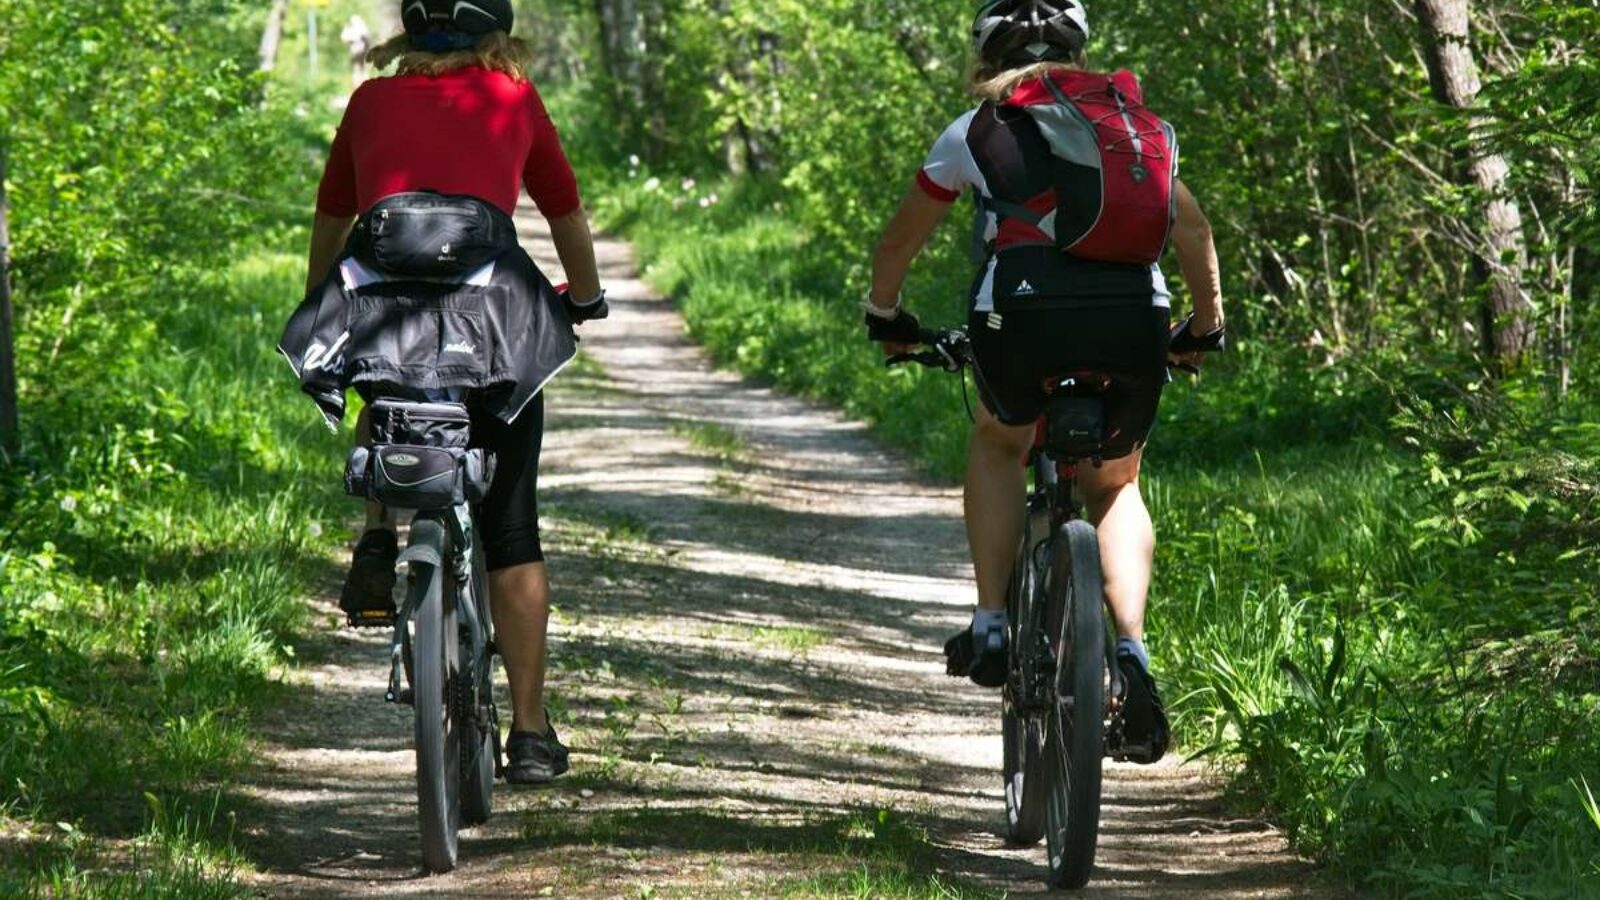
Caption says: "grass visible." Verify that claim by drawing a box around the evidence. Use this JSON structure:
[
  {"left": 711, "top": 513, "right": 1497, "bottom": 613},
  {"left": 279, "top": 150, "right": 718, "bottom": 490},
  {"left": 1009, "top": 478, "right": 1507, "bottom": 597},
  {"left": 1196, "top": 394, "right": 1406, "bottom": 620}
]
[
  {"left": 1, "top": 791, "right": 251, "bottom": 899},
  {"left": 703, "top": 623, "right": 831, "bottom": 657},
  {"left": 0, "top": 248, "right": 350, "bottom": 892},
  {"left": 583, "top": 169, "right": 1600, "bottom": 898},
  {"left": 671, "top": 421, "right": 753, "bottom": 465}
]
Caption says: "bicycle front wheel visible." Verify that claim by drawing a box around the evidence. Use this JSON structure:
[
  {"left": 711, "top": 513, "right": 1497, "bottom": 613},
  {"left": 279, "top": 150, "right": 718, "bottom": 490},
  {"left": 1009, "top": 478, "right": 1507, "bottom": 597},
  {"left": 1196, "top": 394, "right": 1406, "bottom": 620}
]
[
  {"left": 409, "top": 518, "right": 462, "bottom": 873},
  {"left": 1042, "top": 519, "right": 1106, "bottom": 890}
]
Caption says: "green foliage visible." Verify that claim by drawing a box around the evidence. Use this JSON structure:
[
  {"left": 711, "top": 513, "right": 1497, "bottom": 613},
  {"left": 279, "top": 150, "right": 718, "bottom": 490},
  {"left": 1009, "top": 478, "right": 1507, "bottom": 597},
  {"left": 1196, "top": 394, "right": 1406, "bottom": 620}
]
[
  {"left": 1, "top": 792, "right": 251, "bottom": 899},
  {"left": 548, "top": 0, "right": 1599, "bottom": 378},
  {"left": 0, "top": 0, "right": 350, "bottom": 890}
]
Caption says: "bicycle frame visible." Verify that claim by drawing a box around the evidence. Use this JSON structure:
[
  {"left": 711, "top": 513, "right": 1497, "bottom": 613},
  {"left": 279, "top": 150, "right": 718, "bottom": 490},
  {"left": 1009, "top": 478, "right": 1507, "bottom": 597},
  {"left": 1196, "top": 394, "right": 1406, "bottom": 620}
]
[{"left": 1012, "top": 430, "right": 1123, "bottom": 720}]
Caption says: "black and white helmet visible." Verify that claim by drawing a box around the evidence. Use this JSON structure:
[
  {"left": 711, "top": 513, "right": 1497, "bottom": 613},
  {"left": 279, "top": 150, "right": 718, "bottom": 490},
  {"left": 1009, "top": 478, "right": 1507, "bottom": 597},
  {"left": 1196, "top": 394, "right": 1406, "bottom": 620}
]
[
  {"left": 973, "top": 0, "right": 1090, "bottom": 66},
  {"left": 402, "top": 0, "right": 514, "bottom": 42}
]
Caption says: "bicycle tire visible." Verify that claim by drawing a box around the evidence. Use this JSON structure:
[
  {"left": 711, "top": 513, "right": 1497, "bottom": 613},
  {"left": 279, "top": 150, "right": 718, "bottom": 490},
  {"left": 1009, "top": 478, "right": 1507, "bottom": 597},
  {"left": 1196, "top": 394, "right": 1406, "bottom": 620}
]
[
  {"left": 459, "top": 538, "right": 496, "bottom": 827},
  {"left": 1002, "top": 534, "right": 1047, "bottom": 845},
  {"left": 409, "top": 518, "right": 462, "bottom": 873},
  {"left": 1042, "top": 519, "right": 1106, "bottom": 890}
]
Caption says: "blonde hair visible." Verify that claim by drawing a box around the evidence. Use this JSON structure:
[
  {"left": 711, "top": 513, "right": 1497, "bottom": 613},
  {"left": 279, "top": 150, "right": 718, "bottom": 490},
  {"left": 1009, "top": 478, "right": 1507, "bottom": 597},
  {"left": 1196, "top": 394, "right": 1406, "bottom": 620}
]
[
  {"left": 368, "top": 31, "right": 531, "bottom": 81},
  {"left": 969, "top": 58, "right": 1086, "bottom": 102}
]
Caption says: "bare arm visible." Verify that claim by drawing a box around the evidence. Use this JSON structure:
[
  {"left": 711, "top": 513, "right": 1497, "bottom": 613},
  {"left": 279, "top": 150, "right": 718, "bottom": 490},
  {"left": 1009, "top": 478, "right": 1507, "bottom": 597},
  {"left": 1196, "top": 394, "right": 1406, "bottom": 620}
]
[
  {"left": 868, "top": 184, "right": 956, "bottom": 313},
  {"left": 306, "top": 213, "right": 357, "bottom": 295},
  {"left": 547, "top": 205, "right": 602, "bottom": 304},
  {"left": 1169, "top": 180, "right": 1225, "bottom": 335}
]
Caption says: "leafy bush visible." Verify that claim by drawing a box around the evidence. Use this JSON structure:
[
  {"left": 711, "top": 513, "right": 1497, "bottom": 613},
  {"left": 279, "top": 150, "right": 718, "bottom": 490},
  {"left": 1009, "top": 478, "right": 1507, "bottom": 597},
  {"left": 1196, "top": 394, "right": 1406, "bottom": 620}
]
[{"left": 0, "top": 0, "right": 349, "bottom": 883}]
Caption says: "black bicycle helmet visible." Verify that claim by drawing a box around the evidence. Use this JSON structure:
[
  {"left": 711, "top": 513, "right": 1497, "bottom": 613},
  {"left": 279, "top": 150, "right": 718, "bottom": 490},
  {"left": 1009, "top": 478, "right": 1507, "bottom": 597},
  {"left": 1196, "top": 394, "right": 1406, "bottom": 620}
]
[
  {"left": 402, "top": 0, "right": 513, "bottom": 51},
  {"left": 972, "top": 0, "right": 1090, "bottom": 67}
]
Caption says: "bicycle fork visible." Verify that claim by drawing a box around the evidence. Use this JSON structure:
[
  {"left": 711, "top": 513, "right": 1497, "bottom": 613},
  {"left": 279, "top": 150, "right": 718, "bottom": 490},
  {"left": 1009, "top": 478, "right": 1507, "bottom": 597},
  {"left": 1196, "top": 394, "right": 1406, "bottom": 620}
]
[{"left": 384, "top": 537, "right": 445, "bottom": 706}]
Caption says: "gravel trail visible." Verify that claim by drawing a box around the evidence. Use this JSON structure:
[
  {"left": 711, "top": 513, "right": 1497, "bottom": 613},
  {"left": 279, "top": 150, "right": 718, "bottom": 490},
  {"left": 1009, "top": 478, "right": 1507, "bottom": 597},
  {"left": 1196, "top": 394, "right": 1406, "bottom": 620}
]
[{"left": 239, "top": 213, "right": 1343, "bottom": 899}]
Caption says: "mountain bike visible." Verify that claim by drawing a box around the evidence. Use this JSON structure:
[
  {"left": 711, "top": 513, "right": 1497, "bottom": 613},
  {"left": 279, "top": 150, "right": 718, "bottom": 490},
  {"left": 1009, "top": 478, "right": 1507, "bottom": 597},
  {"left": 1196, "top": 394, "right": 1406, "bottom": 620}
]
[
  {"left": 343, "top": 397, "right": 502, "bottom": 873},
  {"left": 890, "top": 322, "right": 1216, "bottom": 889}
]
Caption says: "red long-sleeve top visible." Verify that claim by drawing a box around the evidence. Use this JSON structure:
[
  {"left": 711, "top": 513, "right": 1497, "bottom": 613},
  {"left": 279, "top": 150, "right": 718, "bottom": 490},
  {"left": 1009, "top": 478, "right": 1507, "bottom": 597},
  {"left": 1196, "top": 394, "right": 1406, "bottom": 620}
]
[{"left": 316, "top": 67, "right": 581, "bottom": 220}]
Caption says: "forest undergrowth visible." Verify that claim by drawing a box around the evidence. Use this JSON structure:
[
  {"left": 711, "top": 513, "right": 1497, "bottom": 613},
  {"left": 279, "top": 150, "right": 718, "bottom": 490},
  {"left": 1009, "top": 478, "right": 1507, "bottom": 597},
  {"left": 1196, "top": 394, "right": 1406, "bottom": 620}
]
[{"left": 0, "top": 1, "right": 365, "bottom": 895}]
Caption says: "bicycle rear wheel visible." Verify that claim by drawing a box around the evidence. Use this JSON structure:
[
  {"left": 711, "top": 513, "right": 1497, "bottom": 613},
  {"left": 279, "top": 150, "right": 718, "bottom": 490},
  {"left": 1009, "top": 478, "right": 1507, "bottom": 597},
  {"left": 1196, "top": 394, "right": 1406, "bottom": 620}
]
[
  {"left": 1002, "top": 538, "right": 1047, "bottom": 845},
  {"left": 408, "top": 518, "right": 462, "bottom": 873},
  {"left": 459, "top": 538, "right": 496, "bottom": 827},
  {"left": 1042, "top": 519, "right": 1106, "bottom": 889}
]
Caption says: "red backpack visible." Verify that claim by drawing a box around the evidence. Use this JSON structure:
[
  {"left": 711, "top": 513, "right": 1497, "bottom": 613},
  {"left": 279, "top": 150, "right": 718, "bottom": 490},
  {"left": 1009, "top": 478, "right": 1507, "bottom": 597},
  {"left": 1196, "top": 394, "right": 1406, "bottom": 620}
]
[{"left": 990, "top": 69, "right": 1178, "bottom": 266}]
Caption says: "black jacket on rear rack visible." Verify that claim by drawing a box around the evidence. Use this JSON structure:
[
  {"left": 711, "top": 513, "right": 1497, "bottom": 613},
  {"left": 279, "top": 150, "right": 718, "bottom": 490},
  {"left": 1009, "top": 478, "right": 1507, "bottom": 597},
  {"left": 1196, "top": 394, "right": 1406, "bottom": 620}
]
[{"left": 277, "top": 199, "right": 576, "bottom": 429}]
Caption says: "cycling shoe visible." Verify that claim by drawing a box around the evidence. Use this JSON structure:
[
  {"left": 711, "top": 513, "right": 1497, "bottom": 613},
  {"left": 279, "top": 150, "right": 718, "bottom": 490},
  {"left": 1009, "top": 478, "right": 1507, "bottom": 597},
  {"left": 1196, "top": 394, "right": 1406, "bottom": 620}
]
[
  {"left": 1114, "top": 648, "right": 1170, "bottom": 764},
  {"left": 340, "top": 529, "right": 398, "bottom": 628},
  {"left": 944, "top": 626, "right": 1008, "bottom": 689}
]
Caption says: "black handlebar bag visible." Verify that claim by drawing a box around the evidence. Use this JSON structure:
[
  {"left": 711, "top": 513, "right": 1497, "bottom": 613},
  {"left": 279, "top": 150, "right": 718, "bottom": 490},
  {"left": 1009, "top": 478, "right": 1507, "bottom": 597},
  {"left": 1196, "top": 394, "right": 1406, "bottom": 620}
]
[
  {"left": 351, "top": 192, "right": 520, "bottom": 278},
  {"left": 344, "top": 400, "right": 496, "bottom": 510}
]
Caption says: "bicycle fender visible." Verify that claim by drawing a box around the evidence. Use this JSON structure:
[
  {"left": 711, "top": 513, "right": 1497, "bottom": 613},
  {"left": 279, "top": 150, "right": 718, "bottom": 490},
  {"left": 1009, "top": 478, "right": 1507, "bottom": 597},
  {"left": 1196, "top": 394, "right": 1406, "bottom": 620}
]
[{"left": 396, "top": 545, "right": 439, "bottom": 567}]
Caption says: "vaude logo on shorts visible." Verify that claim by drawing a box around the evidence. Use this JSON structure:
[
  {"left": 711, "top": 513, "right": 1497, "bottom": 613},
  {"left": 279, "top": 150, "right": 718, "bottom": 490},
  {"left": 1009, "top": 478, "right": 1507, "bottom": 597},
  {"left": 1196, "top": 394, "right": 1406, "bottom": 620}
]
[
  {"left": 1014, "top": 279, "right": 1038, "bottom": 297},
  {"left": 386, "top": 452, "right": 423, "bottom": 468},
  {"left": 444, "top": 340, "right": 476, "bottom": 355}
]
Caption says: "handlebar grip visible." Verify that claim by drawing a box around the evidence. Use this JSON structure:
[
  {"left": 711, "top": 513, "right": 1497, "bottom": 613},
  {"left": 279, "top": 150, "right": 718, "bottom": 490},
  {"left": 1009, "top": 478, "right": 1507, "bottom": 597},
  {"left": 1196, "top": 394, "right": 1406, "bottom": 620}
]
[{"left": 1169, "top": 314, "right": 1227, "bottom": 354}]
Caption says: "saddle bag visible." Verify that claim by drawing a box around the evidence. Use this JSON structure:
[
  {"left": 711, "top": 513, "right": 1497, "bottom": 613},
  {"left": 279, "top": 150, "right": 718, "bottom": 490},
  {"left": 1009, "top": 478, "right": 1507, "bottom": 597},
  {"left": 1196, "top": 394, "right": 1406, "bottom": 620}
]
[
  {"left": 351, "top": 192, "right": 519, "bottom": 278},
  {"left": 344, "top": 400, "right": 496, "bottom": 510},
  {"left": 1043, "top": 396, "right": 1106, "bottom": 461}
]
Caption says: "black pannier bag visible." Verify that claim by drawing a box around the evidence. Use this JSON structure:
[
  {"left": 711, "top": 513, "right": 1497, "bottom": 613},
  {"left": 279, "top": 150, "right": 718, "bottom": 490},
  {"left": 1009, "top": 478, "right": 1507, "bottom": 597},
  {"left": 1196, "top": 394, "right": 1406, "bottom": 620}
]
[
  {"left": 351, "top": 192, "right": 519, "bottom": 279},
  {"left": 344, "top": 400, "right": 495, "bottom": 510}
]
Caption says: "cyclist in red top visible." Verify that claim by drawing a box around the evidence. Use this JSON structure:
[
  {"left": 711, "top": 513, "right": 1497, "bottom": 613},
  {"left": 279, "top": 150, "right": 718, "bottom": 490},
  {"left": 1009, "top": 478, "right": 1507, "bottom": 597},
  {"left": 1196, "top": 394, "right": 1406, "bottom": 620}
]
[
  {"left": 304, "top": 0, "right": 604, "bottom": 784},
  {"left": 864, "top": 0, "right": 1226, "bottom": 762}
]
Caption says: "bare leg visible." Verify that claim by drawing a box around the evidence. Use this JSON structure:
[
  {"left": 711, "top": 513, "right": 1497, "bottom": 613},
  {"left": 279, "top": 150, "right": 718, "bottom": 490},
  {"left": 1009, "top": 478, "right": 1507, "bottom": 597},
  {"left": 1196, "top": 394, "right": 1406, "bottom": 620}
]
[
  {"left": 965, "top": 403, "right": 1037, "bottom": 611},
  {"left": 490, "top": 562, "right": 552, "bottom": 733},
  {"left": 1076, "top": 451, "right": 1153, "bottom": 641}
]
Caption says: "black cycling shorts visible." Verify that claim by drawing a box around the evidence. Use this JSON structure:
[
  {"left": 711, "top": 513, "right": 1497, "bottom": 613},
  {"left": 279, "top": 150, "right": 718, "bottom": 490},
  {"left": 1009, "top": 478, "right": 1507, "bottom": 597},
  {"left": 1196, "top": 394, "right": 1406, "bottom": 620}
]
[
  {"left": 969, "top": 303, "right": 1170, "bottom": 460},
  {"left": 469, "top": 394, "right": 545, "bottom": 571}
]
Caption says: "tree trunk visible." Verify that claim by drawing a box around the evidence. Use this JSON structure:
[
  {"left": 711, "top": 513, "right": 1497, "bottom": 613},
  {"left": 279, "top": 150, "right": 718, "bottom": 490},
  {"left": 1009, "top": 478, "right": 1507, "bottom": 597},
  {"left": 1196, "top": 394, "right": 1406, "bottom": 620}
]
[
  {"left": 594, "top": 0, "right": 660, "bottom": 156},
  {"left": 1413, "top": 0, "right": 1533, "bottom": 370},
  {"left": 259, "top": 0, "right": 290, "bottom": 72},
  {"left": 593, "top": 0, "right": 645, "bottom": 92},
  {"left": 0, "top": 140, "right": 19, "bottom": 455}
]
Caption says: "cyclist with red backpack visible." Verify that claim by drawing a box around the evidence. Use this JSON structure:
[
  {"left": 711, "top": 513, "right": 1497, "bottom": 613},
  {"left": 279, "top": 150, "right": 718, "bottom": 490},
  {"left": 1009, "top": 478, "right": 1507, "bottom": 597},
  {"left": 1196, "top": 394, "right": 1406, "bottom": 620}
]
[{"left": 864, "top": 0, "right": 1226, "bottom": 763}]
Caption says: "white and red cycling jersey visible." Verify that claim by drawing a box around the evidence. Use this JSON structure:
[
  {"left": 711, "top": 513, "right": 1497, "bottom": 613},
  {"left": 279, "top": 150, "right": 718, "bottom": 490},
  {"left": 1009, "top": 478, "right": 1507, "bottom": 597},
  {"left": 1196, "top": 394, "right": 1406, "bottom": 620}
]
[{"left": 917, "top": 96, "right": 1173, "bottom": 314}]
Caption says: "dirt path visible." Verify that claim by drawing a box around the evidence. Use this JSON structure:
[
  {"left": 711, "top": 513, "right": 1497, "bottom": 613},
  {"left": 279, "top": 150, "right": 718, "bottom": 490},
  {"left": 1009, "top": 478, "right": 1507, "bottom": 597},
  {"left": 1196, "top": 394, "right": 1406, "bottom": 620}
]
[{"left": 238, "top": 214, "right": 1343, "bottom": 899}]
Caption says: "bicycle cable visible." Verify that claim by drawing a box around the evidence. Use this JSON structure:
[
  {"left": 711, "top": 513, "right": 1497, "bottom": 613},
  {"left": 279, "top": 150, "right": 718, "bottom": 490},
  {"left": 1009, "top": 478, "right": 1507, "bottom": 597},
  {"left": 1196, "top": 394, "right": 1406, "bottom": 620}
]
[{"left": 961, "top": 366, "right": 976, "bottom": 424}]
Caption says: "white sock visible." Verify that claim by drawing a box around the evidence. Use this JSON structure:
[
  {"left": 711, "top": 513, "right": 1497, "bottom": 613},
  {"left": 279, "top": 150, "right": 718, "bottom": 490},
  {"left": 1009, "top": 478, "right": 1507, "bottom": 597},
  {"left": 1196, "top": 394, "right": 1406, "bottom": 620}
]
[
  {"left": 1117, "top": 637, "right": 1150, "bottom": 671},
  {"left": 971, "top": 608, "right": 1007, "bottom": 650}
]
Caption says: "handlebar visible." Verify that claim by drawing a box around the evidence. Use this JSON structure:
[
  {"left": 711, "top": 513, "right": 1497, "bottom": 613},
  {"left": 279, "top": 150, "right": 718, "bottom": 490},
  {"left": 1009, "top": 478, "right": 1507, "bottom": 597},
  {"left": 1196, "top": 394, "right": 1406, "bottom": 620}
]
[
  {"left": 885, "top": 319, "right": 1226, "bottom": 375},
  {"left": 886, "top": 329, "right": 971, "bottom": 372}
]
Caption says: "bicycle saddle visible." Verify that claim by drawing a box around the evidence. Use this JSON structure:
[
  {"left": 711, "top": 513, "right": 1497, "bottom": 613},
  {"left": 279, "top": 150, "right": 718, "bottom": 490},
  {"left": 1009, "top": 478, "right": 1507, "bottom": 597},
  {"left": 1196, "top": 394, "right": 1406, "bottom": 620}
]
[{"left": 1040, "top": 371, "right": 1114, "bottom": 396}]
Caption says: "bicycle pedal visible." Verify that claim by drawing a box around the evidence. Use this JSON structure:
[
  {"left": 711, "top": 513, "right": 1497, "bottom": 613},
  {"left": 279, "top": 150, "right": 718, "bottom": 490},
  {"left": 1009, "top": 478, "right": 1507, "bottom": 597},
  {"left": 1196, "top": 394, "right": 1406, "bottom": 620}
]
[{"left": 346, "top": 609, "right": 397, "bottom": 629}]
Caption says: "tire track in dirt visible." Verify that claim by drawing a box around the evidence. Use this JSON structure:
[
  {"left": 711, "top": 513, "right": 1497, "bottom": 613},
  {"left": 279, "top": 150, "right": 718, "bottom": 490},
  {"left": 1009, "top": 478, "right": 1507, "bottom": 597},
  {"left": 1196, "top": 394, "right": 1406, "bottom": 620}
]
[{"left": 238, "top": 212, "right": 1345, "bottom": 899}]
